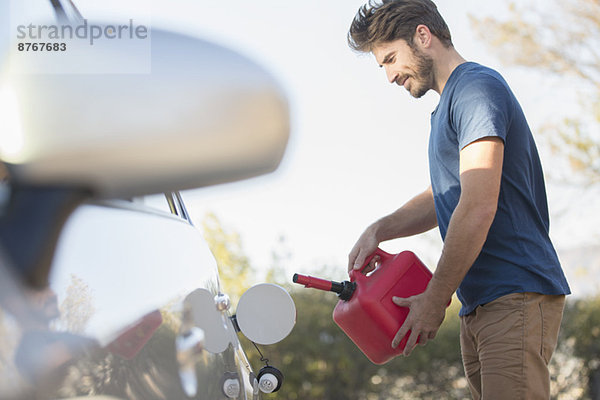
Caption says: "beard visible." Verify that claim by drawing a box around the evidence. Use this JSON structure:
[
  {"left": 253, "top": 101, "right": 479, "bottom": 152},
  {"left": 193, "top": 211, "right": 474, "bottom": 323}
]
[{"left": 402, "top": 47, "right": 435, "bottom": 98}]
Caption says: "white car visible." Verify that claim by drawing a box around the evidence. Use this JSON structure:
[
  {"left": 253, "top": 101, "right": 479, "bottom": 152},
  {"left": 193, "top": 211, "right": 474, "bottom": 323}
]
[{"left": 0, "top": 1, "right": 295, "bottom": 398}]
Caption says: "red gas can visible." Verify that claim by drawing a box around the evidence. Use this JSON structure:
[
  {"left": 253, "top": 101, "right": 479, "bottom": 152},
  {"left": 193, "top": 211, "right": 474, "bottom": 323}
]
[{"left": 294, "top": 248, "right": 436, "bottom": 364}]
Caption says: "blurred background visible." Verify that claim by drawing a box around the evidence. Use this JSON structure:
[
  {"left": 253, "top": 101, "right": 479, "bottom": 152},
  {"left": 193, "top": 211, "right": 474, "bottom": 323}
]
[
  {"left": 185, "top": 1, "right": 599, "bottom": 398},
  {"left": 3, "top": 0, "right": 600, "bottom": 399},
  {"left": 184, "top": 1, "right": 600, "bottom": 399}
]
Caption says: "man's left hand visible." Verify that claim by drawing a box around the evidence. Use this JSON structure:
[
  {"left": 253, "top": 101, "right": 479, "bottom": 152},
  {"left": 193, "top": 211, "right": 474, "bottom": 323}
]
[{"left": 391, "top": 292, "right": 446, "bottom": 356}]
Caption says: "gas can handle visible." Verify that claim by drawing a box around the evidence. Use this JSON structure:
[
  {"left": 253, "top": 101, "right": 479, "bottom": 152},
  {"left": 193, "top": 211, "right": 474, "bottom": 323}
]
[{"left": 350, "top": 247, "right": 391, "bottom": 281}]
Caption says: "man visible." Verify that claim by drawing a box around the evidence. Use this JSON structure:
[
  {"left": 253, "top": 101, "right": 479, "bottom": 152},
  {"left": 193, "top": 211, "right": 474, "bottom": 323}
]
[{"left": 346, "top": 1, "right": 570, "bottom": 399}]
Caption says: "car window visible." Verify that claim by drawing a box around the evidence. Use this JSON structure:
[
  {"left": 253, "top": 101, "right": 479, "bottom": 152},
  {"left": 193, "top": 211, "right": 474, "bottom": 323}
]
[{"left": 134, "top": 193, "right": 175, "bottom": 215}]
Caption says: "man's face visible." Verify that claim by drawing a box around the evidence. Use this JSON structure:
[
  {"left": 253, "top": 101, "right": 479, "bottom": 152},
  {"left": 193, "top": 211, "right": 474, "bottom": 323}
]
[{"left": 372, "top": 39, "right": 435, "bottom": 98}]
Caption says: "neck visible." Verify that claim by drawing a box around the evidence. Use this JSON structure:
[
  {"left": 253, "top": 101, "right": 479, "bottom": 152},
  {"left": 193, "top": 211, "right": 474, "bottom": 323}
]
[{"left": 432, "top": 47, "right": 467, "bottom": 95}]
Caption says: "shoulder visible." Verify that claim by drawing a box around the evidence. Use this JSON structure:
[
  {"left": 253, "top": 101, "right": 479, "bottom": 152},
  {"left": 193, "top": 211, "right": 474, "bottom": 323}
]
[
  {"left": 452, "top": 64, "right": 510, "bottom": 101},
  {"left": 447, "top": 64, "right": 515, "bottom": 123},
  {"left": 445, "top": 65, "right": 516, "bottom": 146}
]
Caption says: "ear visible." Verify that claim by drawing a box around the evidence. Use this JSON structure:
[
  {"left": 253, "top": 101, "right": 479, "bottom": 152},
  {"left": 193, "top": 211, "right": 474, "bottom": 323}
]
[{"left": 414, "top": 24, "right": 432, "bottom": 48}]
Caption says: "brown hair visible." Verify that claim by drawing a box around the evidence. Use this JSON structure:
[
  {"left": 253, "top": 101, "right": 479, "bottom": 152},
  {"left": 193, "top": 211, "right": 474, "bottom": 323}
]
[{"left": 348, "top": 0, "right": 452, "bottom": 52}]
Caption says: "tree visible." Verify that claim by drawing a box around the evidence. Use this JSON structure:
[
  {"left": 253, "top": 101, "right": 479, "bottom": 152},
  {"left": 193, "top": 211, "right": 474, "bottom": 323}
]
[
  {"left": 56, "top": 274, "right": 95, "bottom": 334},
  {"left": 471, "top": 3, "right": 600, "bottom": 397},
  {"left": 201, "top": 212, "right": 255, "bottom": 308},
  {"left": 469, "top": 0, "right": 600, "bottom": 184},
  {"left": 559, "top": 295, "right": 600, "bottom": 399},
  {"left": 256, "top": 261, "right": 467, "bottom": 400}
]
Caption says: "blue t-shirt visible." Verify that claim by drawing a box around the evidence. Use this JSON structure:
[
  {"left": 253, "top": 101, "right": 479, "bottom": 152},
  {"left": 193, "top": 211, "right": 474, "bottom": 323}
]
[{"left": 428, "top": 62, "right": 570, "bottom": 316}]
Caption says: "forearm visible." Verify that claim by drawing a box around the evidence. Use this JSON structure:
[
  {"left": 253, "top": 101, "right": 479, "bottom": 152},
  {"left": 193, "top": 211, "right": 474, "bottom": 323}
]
[
  {"left": 390, "top": 138, "right": 504, "bottom": 354},
  {"left": 426, "top": 199, "right": 496, "bottom": 306},
  {"left": 372, "top": 186, "right": 438, "bottom": 242}
]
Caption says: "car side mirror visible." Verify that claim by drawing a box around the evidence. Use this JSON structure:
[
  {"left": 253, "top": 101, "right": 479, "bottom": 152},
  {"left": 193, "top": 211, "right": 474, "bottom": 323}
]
[{"left": 1, "top": 26, "right": 289, "bottom": 198}]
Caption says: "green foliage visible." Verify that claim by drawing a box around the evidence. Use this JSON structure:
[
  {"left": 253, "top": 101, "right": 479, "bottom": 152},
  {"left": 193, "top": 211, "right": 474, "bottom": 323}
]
[
  {"left": 200, "top": 219, "right": 598, "bottom": 398},
  {"left": 201, "top": 212, "right": 254, "bottom": 308},
  {"left": 248, "top": 282, "right": 466, "bottom": 400},
  {"left": 562, "top": 295, "right": 600, "bottom": 361},
  {"left": 246, "top": 289, "right": 379, "bottom": 400},
  {"left": 559, "top": 295, "right": 600, "bottom": 399}
]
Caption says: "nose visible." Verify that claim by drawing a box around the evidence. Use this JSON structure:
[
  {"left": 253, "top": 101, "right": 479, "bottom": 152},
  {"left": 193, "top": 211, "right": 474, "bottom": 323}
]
[{"left": 384, "top": 66, "right": 398, "bottom": 84}]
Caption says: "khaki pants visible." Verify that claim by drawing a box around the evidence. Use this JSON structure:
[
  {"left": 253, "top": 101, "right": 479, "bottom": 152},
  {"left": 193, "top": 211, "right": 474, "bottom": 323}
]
[{"left": 460, "top": 292, "right": 565, "bottom": 400}]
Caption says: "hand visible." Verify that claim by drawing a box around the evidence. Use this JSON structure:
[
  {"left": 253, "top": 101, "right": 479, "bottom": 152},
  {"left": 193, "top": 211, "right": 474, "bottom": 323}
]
[
  {"left": 347, "top": 225, "right": 380, "bottom": 274},
  {"left": 391, "top": 291, "right": 446, "bottom": 356}
]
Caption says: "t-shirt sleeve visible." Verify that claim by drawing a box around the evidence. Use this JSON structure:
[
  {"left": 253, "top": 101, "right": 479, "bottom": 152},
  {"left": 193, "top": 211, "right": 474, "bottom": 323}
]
[{"left": 450, "top": 73, "right": 512, "bottom": 150}]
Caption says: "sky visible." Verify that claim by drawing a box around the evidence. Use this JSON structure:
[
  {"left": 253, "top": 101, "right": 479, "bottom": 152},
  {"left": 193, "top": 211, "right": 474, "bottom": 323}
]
[
  {"left": 131, "top": 0, "right": 597, "bottom": 279},
  {"left": 5, "top": 0, "right": 599, "bottom": 288}
]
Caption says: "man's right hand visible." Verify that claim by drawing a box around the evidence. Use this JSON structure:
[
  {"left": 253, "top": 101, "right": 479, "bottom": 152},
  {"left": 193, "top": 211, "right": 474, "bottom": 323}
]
[
  {"left": 347, "top": 186, "right": 437, "bottom": 275},
  {"left": 348, "top": 224, "right": 380, "bottom": 274}
]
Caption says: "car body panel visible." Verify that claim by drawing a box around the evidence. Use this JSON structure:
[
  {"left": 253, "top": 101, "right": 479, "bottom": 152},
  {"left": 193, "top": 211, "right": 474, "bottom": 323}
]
[{"left": 0, "top": 196, "right": 258, "bottom": 399}]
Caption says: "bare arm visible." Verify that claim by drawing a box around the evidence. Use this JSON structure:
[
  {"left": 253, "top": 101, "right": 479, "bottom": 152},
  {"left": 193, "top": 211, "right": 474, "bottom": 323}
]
[
  {"left": 428, "top": 137, "right": 504, "bottom": 305},
  {"left": 373, "top": 186, "right": 438, "bottom": 241},
  {"left": 392, "top": 136, "right": 504, "bottom": 353},
  {"left": 348, "top": 186, "right": 438, "bottom": 272}
]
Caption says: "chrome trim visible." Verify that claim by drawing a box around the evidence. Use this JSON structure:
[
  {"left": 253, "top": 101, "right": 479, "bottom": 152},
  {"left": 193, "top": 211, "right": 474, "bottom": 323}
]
[
  {"left": 164, "top": 192, "right": 179, "bottom": 216},
  {"left": 49, "top": 0, "right": 84, "bottom": 23},
  {"left": 164, "top": 192, "right": 194, "bottom": 226},
  {"left": 174, "top": 191, "right": 193, "bottom": 225}
]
